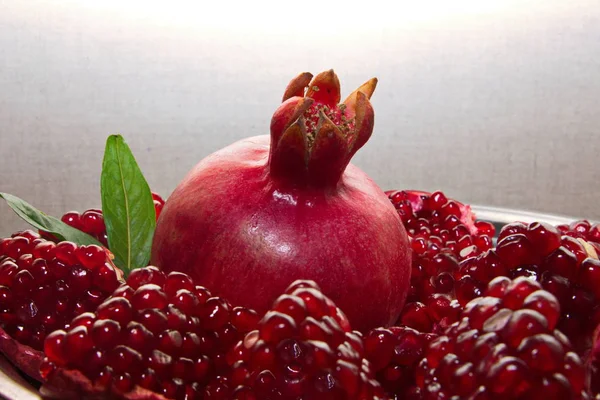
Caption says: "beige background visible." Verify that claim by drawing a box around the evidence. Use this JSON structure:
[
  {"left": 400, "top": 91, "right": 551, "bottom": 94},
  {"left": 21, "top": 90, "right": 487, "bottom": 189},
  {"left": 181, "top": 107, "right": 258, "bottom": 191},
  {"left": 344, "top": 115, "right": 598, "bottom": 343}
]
[{"left": 1, "top": 0, "right": 599, "bottom": 236}]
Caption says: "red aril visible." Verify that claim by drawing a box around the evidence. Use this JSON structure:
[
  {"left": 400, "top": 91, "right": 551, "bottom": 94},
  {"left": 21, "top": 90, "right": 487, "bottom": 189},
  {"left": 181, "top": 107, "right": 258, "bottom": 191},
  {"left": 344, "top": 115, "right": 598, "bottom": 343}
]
[
  {"left": 226, "top": 280, "right": 386, "bottom": 399},
  {"left": 151, "top": 70, "right": 411, "bottom": 332},
  {"left": 386, "top": 190, "right": 495, "bottom": 334},
  {"left": 0, "top": 230, "right": 121, "bottom": 381},
  {"left": 40, "top": 267, "right": 259, "bottom": 399}
]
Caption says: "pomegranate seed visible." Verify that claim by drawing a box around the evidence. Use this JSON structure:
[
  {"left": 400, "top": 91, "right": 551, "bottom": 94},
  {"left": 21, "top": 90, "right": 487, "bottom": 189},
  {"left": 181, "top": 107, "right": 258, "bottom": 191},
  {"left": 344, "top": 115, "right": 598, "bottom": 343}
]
[{"left": 61, "top": 212, "right": 82, "bottom": 230}]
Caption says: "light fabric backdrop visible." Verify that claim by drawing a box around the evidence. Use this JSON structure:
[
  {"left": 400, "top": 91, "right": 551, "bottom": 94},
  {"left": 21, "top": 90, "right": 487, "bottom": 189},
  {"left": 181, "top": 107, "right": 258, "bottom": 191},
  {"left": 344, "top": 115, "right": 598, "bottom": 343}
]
[{"left": 1, "top": 0, "right": 599, "bottom": 236}]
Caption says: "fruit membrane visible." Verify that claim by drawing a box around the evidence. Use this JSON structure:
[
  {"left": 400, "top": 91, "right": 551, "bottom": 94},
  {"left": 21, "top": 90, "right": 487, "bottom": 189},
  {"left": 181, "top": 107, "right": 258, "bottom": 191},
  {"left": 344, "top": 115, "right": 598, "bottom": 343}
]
[{"left": 152, "top": 70, "right": 412, "bottom": 332}]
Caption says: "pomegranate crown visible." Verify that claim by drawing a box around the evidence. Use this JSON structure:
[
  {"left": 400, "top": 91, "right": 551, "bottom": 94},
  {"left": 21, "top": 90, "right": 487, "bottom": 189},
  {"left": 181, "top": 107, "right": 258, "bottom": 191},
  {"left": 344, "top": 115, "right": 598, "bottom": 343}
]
[{"left": 269, "top": 69, "right": 377, "bottom": 187}]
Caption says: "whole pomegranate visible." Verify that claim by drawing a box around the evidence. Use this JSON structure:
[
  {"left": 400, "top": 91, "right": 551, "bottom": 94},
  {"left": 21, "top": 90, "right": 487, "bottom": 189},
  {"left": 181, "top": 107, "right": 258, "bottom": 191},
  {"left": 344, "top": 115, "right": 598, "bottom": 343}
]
[{"left": 151, "top": 70, "right": 411, "bottom": 332}]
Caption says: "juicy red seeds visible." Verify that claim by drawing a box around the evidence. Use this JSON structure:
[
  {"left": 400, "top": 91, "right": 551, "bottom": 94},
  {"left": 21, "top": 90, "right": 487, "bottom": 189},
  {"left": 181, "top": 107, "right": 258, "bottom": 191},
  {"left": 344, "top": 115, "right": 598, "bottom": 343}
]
[
  {"left": 61, "top": 212, "right": 82, "bottom": 230},
  {"left": 201, "top": 298, "right": 232, "bottom": 330},
  {"left": 388, "top": 190, "right": 495, "bottom": 335},
  {"left": 131, "top": 284, "right": 169, "bottom": 310},
  {"left": 456, "top": 222, "right": 600, "bottom": 360},
  {"left": 91, "top": 319, "right": 122, "bottom": 349},
  {"left": 364, "top": 326, "right": 436, "bottom": 398},
  {"left": 578, "top": 258, "right": 600, "bottom": 297},
  {"left": 232, "top": 307, "right": 260, "bottom": 333},
  {"left": 496, "top": 234, "right": 539, "bottom": 269},
  {"left": 522, "top": 290, "right": 560, "bottom": 330},
  {"left": 42, "top": 269, "right": 250, "bottom": 398},
  {"left": 164, "top": 272, "right": 196, "bottom": 297},
  {"left": 44, "top": 330, "right": 68, "bottom": 366},
  {"left": 96, "top": 297, "right": 134, "bottom": 325},
  {"left": 527, "top": 222, "right": 561, "bottom": 256},
  {"left": 0, "top": 233, "right": 119, "bottom": 351},
  {"left": 418, "top": 277, "right": 587, "bottom": 399},
  {"left": 80, "top": 210, "right": 106, "bottom": 235},
  {"left": 64, "top": 326, "right": 95, "bottom": 362},
  {"left": 76, "top": 245, "right": 107, "bottom": 269},
  {"left": 54, "top": 241, "right": 78, "bottom": 264},
  {"left": 127, "top": 266, "right": 167, "bottom": 290},
  {"left": 227, "top": 280, "right": 383, "bottom": 399},
  {"left": 32, "top": 241, "right": 57, "bottom": 260},
  {"left": 108, "top": 345, "right": 143, "bottom": 375}
]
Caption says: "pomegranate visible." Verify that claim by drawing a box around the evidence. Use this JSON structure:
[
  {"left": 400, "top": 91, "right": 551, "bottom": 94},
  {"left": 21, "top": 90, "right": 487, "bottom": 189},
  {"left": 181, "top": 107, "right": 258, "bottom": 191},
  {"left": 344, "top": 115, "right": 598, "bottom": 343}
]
[{"left": 151, "top": 70, "right": 411, "bottom": 332}]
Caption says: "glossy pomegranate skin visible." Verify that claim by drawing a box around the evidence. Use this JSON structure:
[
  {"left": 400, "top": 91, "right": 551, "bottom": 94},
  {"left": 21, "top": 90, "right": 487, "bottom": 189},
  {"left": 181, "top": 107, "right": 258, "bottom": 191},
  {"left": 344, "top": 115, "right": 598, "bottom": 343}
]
[{"left": 152, "top": 135, "right": 410, "bottom": 333}]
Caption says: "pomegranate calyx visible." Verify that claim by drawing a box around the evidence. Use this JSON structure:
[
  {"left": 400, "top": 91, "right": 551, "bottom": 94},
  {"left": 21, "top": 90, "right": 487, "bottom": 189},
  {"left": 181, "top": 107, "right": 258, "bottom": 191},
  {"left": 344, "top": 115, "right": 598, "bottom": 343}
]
[
  {"left": 270, "top": 70, "right": 377, "bottom": 187},
  {"left": 307, "top": 110, "right": 348, "bottom": 186},
  {"left": 282, "top": 71, "right": 313, "bottom": 102},
  {"left": 270, "top": 96, "right": 314, "bottom": 155},
  {"left": 343, "top": 77, "right": 378, "bottom": 117},
  {"left": 305, "top": 69, "right": 341, "bottom": 107},
  {"left": 348, "top": 90, "right": 375, "bottom": 156},
  {"left": 270, "top": 119, "right": 309, "bottom": 183}
]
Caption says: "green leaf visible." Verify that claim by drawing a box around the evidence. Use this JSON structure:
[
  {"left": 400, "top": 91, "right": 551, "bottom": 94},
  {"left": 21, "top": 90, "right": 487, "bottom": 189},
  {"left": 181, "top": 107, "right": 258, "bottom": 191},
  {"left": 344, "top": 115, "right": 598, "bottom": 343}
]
[
  {"left": 101, "top": 135, "right": 155, "bottom": 275},
  {"left": 0, "top": 192, "right": 102, "bottom": 246}
]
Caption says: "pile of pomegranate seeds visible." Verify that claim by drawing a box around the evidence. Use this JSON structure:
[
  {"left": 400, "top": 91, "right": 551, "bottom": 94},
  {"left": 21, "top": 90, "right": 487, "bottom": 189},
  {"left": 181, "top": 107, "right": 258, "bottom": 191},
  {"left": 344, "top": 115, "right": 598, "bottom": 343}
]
[
  {"left": 0, "top": 230, "right": 120, "bottom": 379},
  {"left": 41, "top": 192, "right": 165, "bottom": 247},
  {"left": 364, "top": 326, "right": 437, "bottom": 399},
  {"left": 226, "top": 280, "right": 386, "bottom": 400},
  {"left": 557, "top": 220, "right": 600, "bottom": 245},
  {"left": 387, "top": 190, "right": 496, "bottom": 334},
  {"left": 419, "top": 276, "right": 589, "bottom": 399},
  {"left": 455, "top": 221, "right": 600, "bottom": 357},
  {"left": 41, "top": 266, "right": 259, "bottom": 399}
]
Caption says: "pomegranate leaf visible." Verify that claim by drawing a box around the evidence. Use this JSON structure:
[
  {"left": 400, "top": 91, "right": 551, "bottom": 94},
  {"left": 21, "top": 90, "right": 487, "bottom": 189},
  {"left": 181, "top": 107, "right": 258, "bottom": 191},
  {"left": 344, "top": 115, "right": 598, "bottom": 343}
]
[
  {"left": 100, "top": 135, "right": 155, "bottom": 274},
  {"left": 0, "top": 192, "right": 102, "bottom": 246}
]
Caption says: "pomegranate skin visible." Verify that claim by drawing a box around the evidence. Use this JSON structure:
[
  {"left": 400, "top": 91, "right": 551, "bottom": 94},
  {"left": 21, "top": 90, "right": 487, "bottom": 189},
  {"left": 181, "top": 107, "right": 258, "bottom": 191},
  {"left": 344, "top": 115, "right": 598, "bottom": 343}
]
[{"left": 151, "top": 135, "right": 411, "bottom": 332}]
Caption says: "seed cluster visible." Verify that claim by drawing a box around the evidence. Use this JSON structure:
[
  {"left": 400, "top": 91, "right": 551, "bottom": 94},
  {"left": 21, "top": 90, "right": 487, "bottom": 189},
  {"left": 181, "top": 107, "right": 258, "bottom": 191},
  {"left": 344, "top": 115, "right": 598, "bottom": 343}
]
[
  {"left": 456, "top": 221, "right": 600, "bottom": 355},
  {"left": 364, "top": 326, "right": 437, "bottom": 399},
  {"left": 41, "top": 267, "right": 259, "bottom": 399},
  {"left": 387, "top": 190, "right": 496, "bottom": 334},
  {"left": 0, "top": 231, "right": 119, "bottom": 350},
  {"left": 419, "top": 277, "right": 588, "bottom": 399},
  {"left": 226, "top": 280, "right": 386, "bottom": 399}
]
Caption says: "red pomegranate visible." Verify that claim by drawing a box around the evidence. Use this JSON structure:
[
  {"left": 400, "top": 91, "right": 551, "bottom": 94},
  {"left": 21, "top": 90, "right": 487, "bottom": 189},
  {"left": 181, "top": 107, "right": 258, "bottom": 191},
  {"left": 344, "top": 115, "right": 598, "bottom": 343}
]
[{"left": 151, "top": 70, "right": 411, "bottom": 332}]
